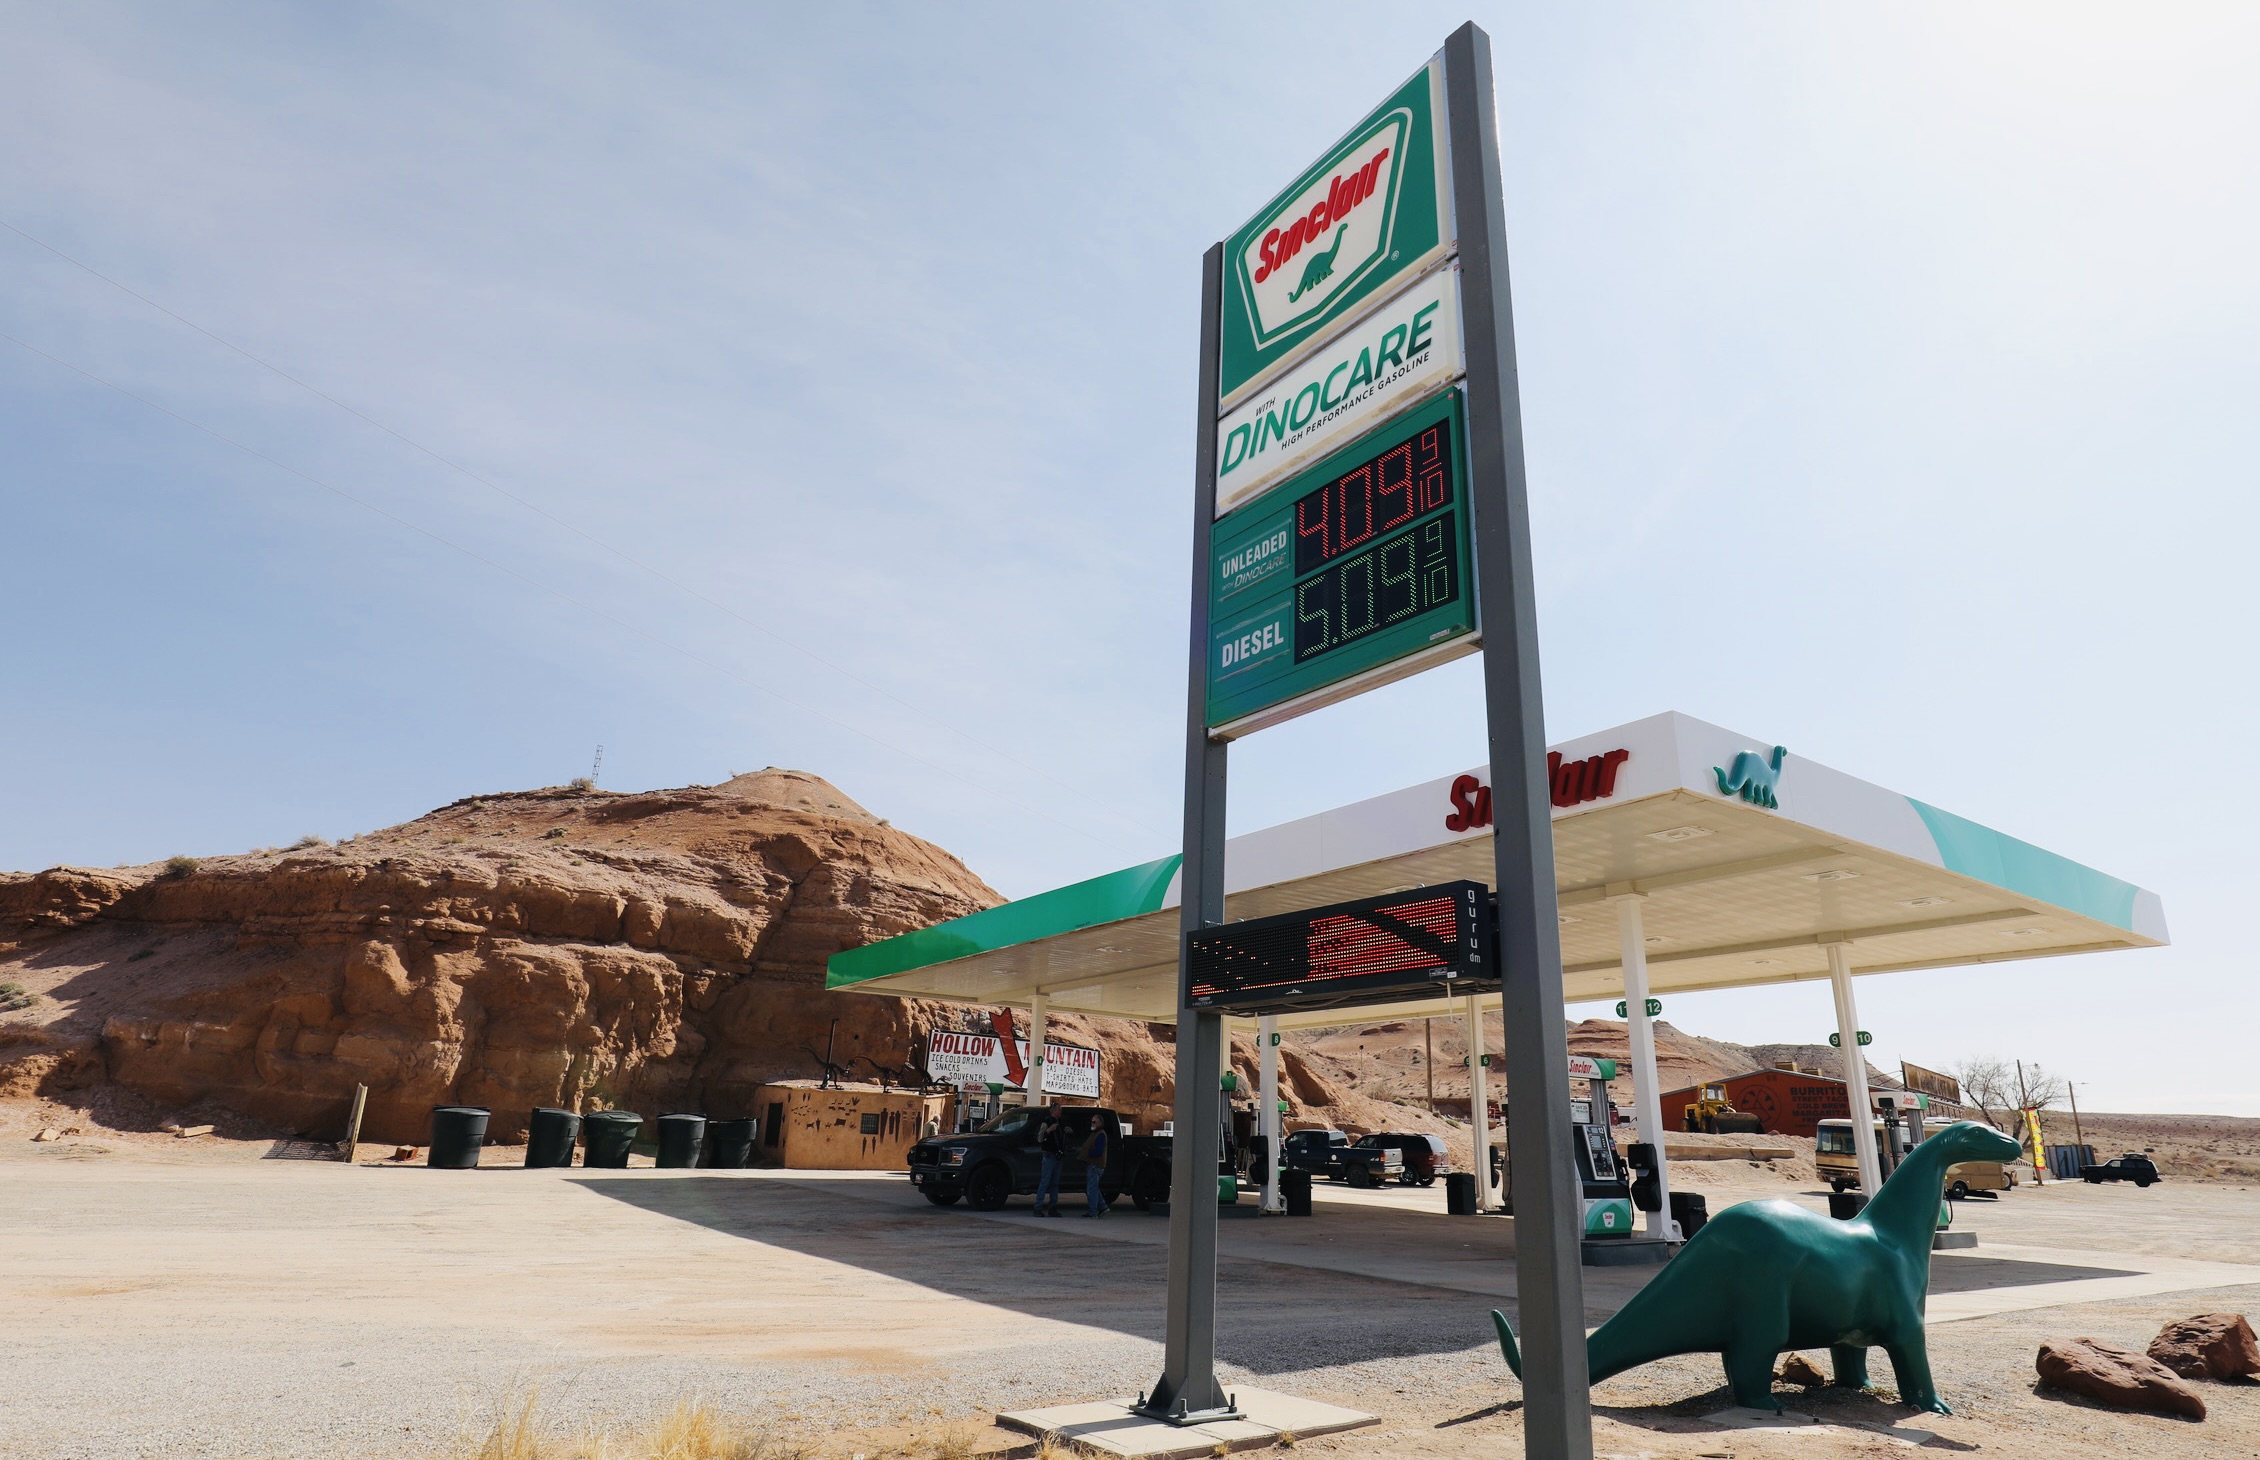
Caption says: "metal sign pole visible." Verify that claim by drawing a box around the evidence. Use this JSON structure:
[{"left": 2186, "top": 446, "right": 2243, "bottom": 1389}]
[
  {"left": 1444, "top": 22, "right": 1595, "bottom": 1460},
  {"left": 1142, "top": 241, "right": 1239, "bottom": 1426}
]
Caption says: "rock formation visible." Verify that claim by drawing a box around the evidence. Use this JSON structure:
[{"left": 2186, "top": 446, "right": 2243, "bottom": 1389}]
[
  {"left": 0, "top": 770, "right": 1390, "bottom": 1148},
  {"left": 2036, "top": 1337, "right": 2208, "bottom": 1419}
]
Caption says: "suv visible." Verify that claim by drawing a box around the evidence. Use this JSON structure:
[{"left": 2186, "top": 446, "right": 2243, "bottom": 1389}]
[
  {"left": 1281, "top": 1129, "right": 1403, "bottom": 1188},
  {"left": 1354, "top": 1132, "right": 1451, "bottom": 1186},
  {"left": 2082, "top": 1153, "right": 2161, "bottom": 1187},
  {"left": 905, "top": 1106, "right": 1176, "bottom": 1211}
]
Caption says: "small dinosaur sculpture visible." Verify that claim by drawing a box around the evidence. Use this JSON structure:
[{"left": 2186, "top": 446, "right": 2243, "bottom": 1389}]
[
  {"left": 1713, "top": 745, "right": 1788, "bottom": 809},
  {"left": 1491, "top": 1120, "right": 2023, "bottom": 1414},
  {"left": 1288, "top": 225, "right": 1349, "bottom": 303}
]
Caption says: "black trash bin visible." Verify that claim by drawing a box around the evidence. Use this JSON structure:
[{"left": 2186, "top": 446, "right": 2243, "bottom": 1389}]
[
  {"left": 1828, "top": 1190, "right": 1869, "bottom": 1221},
  {"left": 524, "top": 1107, "right": 581, "bottom": 1168},
  {"left": 704, "top": 1118, "right": 757, "bottom": 1169},
  {"left": 582, "top": 1110, "right": 643, "bottom": 1169},
  {"left": 1669, "top": 1189, "right": 1708, "bottom": 1239},
  {"left": 428, "top": 1106, "right": 489, "bottom": 1169},
  {"left": 1445, "top": 1170, "right": 1479, "bottom": 1216},
  {"left": 1281, "top": 1167, "right": 1313, "bottom": 1217},
  {"left": 656, "top": 1113, "right": 706, "bottom": 1169}
]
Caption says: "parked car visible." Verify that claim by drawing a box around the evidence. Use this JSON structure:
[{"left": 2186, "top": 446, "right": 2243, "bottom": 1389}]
[
  {"left": 1944, "top": 1159, "right": 2017, "bottom": 1199},
  {"left": 905, "top": 1106, "right": 1177, "bottom": 1211},
  {"left": 1281, "top": 1128, "right": 1403, "bottom": 1188},
  {"left": 1353, "top": 1132, "right": 1451, "bottom": 1186},
  {"left": 2082, "top": 1153, "right": 2161, "bottom": 1187}
]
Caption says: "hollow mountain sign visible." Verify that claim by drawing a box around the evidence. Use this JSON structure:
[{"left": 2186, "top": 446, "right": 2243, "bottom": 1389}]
[{"left": 1218, "top": 60, "right": 1452, "bottom": 410}]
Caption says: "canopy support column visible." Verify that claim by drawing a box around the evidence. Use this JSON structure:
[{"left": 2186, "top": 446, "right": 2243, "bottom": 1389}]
[
  {"left": 1466, "top": 992, "right": 1492, "bottom": 1213},
  {"left": 1258, "top": 1015, "right": 1282, "bottom": 1213},
  {"left": 1029, "top": 993, "right": 1048, "bottom": 1104},
  {"left": 1610, "top": 893, "right": 1676, "bottom": 1241},
  {"left": 1825, "top": 940, "right": 1883, "bottom": 1194}
]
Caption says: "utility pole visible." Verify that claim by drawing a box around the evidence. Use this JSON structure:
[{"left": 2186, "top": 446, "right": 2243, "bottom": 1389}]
[
  {"left": 590, "top": 745, "right": 603, "bottom": 787},
  {"left": 1424, "top": 1018, "right": 1436, "bottom": 1110},
  {"left": 2068, "top": 1080, "right": 2086, "bottom": 1150}
]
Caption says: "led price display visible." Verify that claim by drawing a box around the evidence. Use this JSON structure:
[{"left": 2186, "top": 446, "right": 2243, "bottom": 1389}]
[
  {"left": 1206, "top": 388, "right": 1476, "bottom": 734},
  {"left": 1185, "top": 880, "right": 1494, "bottom": 1015}
]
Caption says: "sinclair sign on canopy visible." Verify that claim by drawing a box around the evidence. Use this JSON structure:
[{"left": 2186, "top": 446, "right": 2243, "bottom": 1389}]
[{"left": 1219, "top": 60, "right": 1453, "bottom": 409}]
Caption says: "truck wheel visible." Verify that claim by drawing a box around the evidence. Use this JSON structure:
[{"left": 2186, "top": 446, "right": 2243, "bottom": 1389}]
[
  {"left": 2084, "top": 1173, "right": 2102, "bottom": 1184},
  {"left": 923, "top": 1187, "right": 962, "bottom": 1207},
  {"left": 2134, "top": 1175, "right": 2155, "bottom": 1188},
  {"left": 1830, "top": 1178, "right": 1850, "bottom": 1193},
  {"left": 1949, "top": 1181, "right": 1968, "bottom": 1199},
  {"left": 965, "top": 1164, "right": 1012, "bottom": 1211},
  {"left": 1347, "top": 1166, "right": 1377, "bottom": 1189},
  {"left": 1131, "top": 1164, "right": 1171, "bottom": 1211}
]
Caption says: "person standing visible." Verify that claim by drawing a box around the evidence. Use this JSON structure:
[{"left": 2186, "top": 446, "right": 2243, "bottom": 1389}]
[
  {"left": 1079, "top": 1113, "right": 1111, "bottom": 1218},
  {"left": 1033, "top": 1107, "right": 1067, "bottom": 1217}
]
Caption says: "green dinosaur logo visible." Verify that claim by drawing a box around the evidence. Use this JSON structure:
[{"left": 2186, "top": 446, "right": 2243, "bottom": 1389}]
[
  {"left": 1713, "top": 746, "right": 1787, "bottom": 809},
  {"left": 1286, "top": 225, "right": 1348, "bottom": 303}
]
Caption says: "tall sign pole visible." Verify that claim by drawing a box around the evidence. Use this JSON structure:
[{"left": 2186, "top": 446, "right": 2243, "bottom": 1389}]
[
  {"left": 1445, "top": 23, "right": 1594, "bottom": 1457},
  {"left": 1142, "top": 243, "right": 1237, "bottom": 1424},
  {"left": 1154, "top": 21, "right": 1592, "bottom": 1454}
]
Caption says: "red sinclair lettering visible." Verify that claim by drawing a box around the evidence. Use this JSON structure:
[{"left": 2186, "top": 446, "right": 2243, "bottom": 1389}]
[
  {"left": 1549, "top": 749, "right": 1630, "bottom": 808},
  {"left": 1255, "top": 146, "right": 1392, "bottom": 285},
  {"left": 1445, "top": 773, "right": 1492, "bottom": 832},
  {"left": 1444, "top": 749, "right": 1631, "bottom": 830}
]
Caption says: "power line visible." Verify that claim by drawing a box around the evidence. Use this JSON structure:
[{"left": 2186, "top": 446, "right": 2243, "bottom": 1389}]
[
  {"left": 0, "top": 214, "right": 1169, "bottom": 843},
  {"left": 1, "top": 327, "right": 1134, "bottom": 855}
]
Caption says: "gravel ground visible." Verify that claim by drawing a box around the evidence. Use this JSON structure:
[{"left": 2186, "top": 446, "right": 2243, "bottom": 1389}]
[{"left": 3, "top": 1127, "right": 2256, "bottom": 1459}]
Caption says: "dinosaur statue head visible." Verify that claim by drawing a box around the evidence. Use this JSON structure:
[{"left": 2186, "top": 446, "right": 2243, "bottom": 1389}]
[
  {"left": 1921, "top": 1119, "right": 2024, "bottom": 1165},
  {"left": 1767, "top": 745, "right": 1788, "bottom": 771}
]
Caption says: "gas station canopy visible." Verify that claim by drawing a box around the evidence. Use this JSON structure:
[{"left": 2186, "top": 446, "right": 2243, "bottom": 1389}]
[{"left": 826, "top": 712, "right": 2167, "bottom": 1028}]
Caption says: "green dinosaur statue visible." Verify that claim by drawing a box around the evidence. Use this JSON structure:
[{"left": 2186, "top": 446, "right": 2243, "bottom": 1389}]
[
  {"left": 1287, "top": 225, "right": 1349, "bottom": 303},
  {"left": 1490, "top": 1120, "right": 2023, "bottom": 1414},
  {"left": 1713, "top": 744, "right": 1787, "bottom": 809}
]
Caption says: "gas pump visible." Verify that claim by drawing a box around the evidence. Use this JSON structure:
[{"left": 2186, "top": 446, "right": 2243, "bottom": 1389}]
[{"left": 1570, "top": 1079, "right": 1634, "bottom": 1242}]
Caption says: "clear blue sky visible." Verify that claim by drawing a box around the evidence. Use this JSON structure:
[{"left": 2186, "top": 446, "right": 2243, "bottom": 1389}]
[{"left": 4, "top": 6, "right": 2254, "bottom": 1115}]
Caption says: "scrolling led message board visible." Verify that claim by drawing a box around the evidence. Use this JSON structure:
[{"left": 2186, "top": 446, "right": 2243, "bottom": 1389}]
[
  {"left": 1186, "top": 880, "right": 1494, "bottom": 1016},
  {"left": 1205, "top": 388, "right": 1476, "bottom": 735}
]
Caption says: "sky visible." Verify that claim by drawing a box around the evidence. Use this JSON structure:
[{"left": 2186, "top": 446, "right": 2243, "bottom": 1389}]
[{"left": 3, "top": 5, "right": 2255, "bottom": 1115}]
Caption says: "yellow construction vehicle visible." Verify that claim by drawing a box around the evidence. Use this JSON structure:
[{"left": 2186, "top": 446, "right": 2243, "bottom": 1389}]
[{"left": 1682, "top": 1084, "right": 1766, "bottom": 1135}]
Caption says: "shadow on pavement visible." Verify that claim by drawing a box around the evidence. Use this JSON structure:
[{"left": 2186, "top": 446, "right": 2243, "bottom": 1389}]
[{"left": 567, "top": 1173, "right": 1498, "bottom": 1375}]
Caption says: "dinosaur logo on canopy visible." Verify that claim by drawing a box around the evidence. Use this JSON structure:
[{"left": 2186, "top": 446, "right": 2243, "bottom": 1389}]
[{"left": 1714, "top": 746, "right": 1788, "bottom": 809}]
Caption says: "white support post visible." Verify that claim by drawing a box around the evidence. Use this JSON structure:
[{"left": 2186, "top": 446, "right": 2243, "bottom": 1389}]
[
  {"left": 1611, "top": 893, "right": 1678, "bottom": 1241},
  {"left": 1825, "top": 941, "right": 1883, "bottom": 1194},
  {"left": 1029, "top": 993, "right": 1048, "bottom": 1105},
  {"left": 1466, "top": 992, "right": 1492, "bottom": 1213},
  {"left": 1258, "top": 1014, "right": 1282, "bottom": 1213}
]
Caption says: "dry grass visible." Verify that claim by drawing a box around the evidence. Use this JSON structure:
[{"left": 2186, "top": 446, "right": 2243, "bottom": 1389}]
[{"left": 452, "top": 1391, "right": 841, "bottom": 1460}]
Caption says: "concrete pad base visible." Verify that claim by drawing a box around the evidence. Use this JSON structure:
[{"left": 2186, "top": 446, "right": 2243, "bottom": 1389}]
[
  {"left": 997, "top": 1387, "right": 1376, "bottom": 1457},
  {"left": 1933, "top": 1231, "right": 1978, "bottom": 1249},
  {"left": 1582, "top": 1238, "right": 1674, "bottom": 1266},
  {"left": 1701, "top": 1408, "right": 1935, "bottom": 1447}
]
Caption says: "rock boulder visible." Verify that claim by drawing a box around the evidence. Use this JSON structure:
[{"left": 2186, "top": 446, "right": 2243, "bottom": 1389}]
[
  {"left": 2036, "top": 1337, "right": 2207, "bottom": 1419},
  {"left": 2148, "top": 1314, "right": 2260, "bottom": 1381}
]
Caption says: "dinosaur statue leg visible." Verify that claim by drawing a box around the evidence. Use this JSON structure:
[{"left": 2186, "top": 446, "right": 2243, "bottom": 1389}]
[
  {"left": 1719, "top": 1291, "right": 1792, "bottom": 1412},
  {"left": 1881, "top": 1326, "right": 1949, "bottom": 1415},
  {"left": 1829, "top": 1344, "right": 1871, "bottom": 1390}
]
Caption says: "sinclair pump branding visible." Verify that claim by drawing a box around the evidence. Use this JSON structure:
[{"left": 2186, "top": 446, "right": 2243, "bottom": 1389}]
[{"left": 1219, "top": 59, "right": 1453, "bottom": 410}]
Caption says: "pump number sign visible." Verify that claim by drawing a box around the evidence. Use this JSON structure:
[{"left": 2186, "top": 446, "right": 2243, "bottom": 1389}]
[{"left": 1206, "top": 389, "right": 1476, "bottom": 735}]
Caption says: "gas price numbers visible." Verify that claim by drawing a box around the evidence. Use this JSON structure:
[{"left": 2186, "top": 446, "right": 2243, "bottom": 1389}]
[{"left": 1206, "top": 389, "right": 1476, "bottom": 734}]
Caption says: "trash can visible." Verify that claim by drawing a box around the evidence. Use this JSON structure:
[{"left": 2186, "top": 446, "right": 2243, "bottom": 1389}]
[
  {"left": 1828, "top": 1190, "right": 1869, "bottom": 1221},
  {"left": 582, "top": 1110, "right": 643, "bottom": 1169},
  {"left": 524, "top": 1107, "right": 580, "bottom": 1168},
  {"left": 656, "top": 1113, "right": 706, "bottom": 1169},
  {"left": 1281, "top": 1167, "right": 1313, "bottom": 1217},
  {"left": 1669, "top": 1190, "right": 1708, "bottom": 1239},
  {"left": 427, "top": 1106, "right": 489, "bottom": 1169},
  {"left": 1445, "top": 1170, "right": 1479, "bottom": 1216},
  {"left": 704, "top": 1117, "right": 757, "bottom": 1170}
]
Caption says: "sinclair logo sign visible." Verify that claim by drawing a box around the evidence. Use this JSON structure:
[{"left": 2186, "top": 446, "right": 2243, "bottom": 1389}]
[{"left": 1219, "top": 61, "right": 1452, "bottom": 410}]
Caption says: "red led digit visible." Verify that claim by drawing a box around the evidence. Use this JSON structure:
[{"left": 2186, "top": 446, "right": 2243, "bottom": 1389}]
[
  {"left": 1295, "top": 485, "right": 1331, "bottom": 569},
  {"left": 1376, "top": 442, "right": 1416, "bottom": 532},
  {"left": 1334, "top": 463, "right": 1376, "bottom": 555},
  {"left": 1417, "top": 426, "right": 1448, "bottom": 510}
]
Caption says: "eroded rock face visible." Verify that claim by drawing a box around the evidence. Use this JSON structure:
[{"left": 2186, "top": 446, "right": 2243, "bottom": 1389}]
[
  {"left": 0, "top": 772, "right": 994, "bottom": 1143},
  {"left": 2036, "top": 1337, "right": 2208, "bottom": 1419},
  {"left": 2149, "top": 1313, "right": 2260, "bottom": 1381}
]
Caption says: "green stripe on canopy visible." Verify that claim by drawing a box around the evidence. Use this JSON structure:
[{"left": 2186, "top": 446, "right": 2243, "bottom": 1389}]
[
  {"left": 1907, "top": 799, "right": 2141, "bottom": 931},
  {"left": 825, "top": 854, "right": 1183, "bottom": 988}
]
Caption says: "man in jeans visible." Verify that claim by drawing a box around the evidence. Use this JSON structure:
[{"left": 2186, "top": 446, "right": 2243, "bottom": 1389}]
[
  {"left": 1079, "top": 1114, "right": 1111, "bottom": 1217},
  {"left": 1032, "top": 1107, "right": 1067, "bottom": 1217}
]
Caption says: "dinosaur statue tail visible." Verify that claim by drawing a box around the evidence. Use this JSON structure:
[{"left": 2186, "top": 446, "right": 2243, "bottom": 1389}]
[{"left": 1490, "top": 1310, "right": 1524, "bottom": 1378}]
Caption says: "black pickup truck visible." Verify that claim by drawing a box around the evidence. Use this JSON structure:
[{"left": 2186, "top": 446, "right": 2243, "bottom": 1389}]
[
  {"left": 1281, "top": 1129, "right": 1404, "bottom": 1188},
  {"left": 907, "top": 1106, "right": 1180, "bottom": 1211}
]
